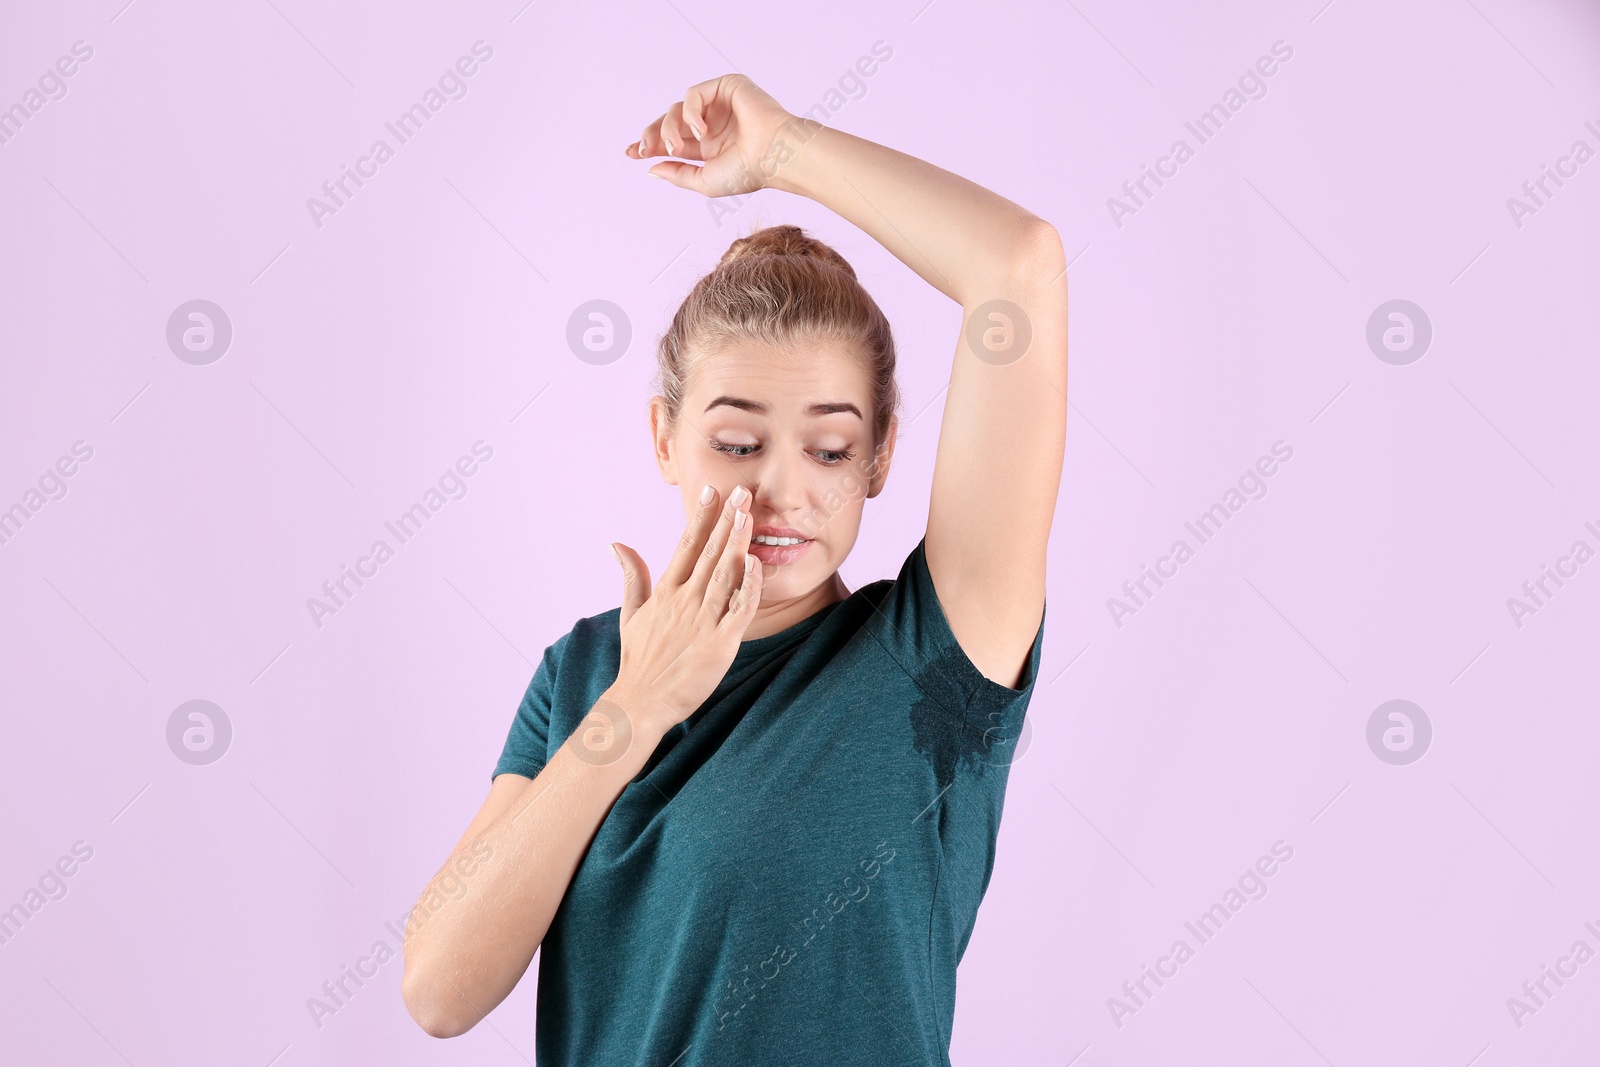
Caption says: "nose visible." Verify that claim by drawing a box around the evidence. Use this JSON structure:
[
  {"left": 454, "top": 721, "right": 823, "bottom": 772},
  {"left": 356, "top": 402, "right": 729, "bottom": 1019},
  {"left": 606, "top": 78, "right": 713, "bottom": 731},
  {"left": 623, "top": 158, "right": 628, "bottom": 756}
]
[{"left": 747, "top": 446, "right": 809, "bottom": 524}]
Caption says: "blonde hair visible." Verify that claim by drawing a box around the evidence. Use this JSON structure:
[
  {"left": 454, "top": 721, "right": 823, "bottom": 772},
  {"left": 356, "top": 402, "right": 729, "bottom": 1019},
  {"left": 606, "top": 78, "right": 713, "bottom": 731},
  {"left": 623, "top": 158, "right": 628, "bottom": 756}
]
[{"left": 653, "top": 221, "right": 901, "bottom": 453}]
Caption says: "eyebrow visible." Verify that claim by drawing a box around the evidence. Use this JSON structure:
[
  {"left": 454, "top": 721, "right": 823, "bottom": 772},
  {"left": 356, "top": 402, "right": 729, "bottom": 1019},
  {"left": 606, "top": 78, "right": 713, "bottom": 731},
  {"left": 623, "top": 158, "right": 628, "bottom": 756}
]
[{"left": 703, "top": 396, "right": 863, "bottom": 420}]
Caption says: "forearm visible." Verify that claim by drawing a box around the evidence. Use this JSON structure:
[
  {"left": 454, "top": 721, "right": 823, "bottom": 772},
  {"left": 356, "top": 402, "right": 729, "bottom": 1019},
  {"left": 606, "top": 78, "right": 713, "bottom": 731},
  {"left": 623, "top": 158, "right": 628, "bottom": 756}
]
[
  {"left": 767, "top": 120, "right": 1058, "bottom": 303},
  {"left": 401, "top": 686, "right": 671, "bottom": 1037}
]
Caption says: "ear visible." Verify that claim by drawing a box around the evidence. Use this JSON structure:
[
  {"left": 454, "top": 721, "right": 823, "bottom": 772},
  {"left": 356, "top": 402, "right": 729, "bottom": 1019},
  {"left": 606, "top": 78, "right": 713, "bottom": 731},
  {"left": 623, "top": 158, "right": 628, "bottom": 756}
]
[
  {"left": 648, "top": 396, "right": 679, "bottom": 485},
  {"left": 865, "top": 414, "right": 898, "bottom": 499}
]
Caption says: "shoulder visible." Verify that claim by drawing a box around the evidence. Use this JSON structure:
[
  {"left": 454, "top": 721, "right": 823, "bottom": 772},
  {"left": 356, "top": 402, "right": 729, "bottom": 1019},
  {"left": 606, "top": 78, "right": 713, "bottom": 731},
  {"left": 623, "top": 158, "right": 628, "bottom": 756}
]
[
  {"left": 854, "top": 536, "right": 1046, "bottom": 709},
  {"left": 577, "top": 605, "right": 621, "bottom": 646},
  {"left": 530, "top": 605, "right": 620, "bottom": 680}
]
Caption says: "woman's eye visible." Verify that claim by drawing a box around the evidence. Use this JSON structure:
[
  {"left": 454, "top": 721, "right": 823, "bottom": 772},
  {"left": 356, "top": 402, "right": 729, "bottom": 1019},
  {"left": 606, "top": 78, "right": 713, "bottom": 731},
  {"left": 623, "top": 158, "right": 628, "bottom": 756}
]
[{"left": 710, "top": 442, "right": 855, "bottom": 465}]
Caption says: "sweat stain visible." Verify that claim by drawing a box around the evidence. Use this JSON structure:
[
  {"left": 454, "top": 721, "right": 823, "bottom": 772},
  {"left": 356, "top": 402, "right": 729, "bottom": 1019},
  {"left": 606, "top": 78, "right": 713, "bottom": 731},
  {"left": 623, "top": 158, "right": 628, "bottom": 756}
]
[{"left": 906, "top": 647, "right": 1018, "bottom": 792}]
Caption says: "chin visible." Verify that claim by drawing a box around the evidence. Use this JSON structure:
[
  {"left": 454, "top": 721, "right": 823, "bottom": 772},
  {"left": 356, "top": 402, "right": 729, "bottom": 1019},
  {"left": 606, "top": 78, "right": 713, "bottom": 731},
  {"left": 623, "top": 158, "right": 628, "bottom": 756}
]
[{"left": 766, "top": 555, "right": 829, "bottom": 598}]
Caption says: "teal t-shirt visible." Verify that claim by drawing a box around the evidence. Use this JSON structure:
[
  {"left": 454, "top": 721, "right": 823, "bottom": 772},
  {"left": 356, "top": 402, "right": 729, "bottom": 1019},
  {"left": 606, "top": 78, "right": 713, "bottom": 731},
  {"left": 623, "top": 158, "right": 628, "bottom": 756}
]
[{"left": 492, "top": 535, "right": 1045, "bottom": 1066}]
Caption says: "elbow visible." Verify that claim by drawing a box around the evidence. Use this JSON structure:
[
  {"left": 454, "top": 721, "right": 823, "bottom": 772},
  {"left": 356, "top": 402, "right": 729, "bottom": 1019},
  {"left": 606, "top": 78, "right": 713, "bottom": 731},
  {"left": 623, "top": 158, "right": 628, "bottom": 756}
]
[
  {"left": 1016, "top": 219, "right": 1066, "bottom": 286},
  {"left": 401, "top": 964, "right": 475, "bottom": 1039}
]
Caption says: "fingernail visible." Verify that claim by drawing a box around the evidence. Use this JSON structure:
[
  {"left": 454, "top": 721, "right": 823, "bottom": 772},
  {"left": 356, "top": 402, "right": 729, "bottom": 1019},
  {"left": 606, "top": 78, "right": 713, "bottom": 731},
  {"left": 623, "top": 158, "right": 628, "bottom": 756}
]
[
  {"left": 649, "top": 171, "right": 666, "bottom": 180},
  {"left": 700, "top": 483, "right": 715, "bottom": 505},
  {"left": 745, "top": 554, "right": 755, "bottom": 573},
  {"left": 733, "top": 509, "right": 746, "bottom": 531},
  {"left": 608, "top": 543, "right": 621, "bottom": 564},
  {"left": 730, "top": 485, "right": 749, "bottom": 507}
]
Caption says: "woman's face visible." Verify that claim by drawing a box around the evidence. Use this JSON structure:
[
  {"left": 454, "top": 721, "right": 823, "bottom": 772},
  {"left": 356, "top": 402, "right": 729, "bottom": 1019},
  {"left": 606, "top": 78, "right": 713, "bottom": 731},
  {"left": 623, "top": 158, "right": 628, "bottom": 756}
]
[{"left": 651, "top": 337, "right": 895, "bottom": 603}]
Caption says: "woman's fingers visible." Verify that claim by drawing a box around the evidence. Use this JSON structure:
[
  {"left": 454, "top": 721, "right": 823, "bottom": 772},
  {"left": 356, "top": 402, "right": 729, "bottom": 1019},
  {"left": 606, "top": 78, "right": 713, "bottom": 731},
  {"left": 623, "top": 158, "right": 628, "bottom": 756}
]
[
  {"left": 682, "top": 74, "right": 740, "bottom": 143},
  {"left": 705, "top": 488, "right": 754, "bottom": 615},
  {"left": 630, "top": 105, "right": 704, "bottom": 162},
  {"left": 664, "top": 135, "right": 703, "bottom": 162},
  {"left": 686, "top": 485, "right": 749, "bottom": 598},
  {"left": 646, "top": 159, "right": 710, "bottom": 194},
  {"left": 634, "top": 105, "right": 687, "bottom": 158},
  {"left": 658, "top": 103, "right": 697, "bottom": 159},
  {"left": 659, "top": 485, "right": 720, "bottom": 589},
  {"left": 655, "top": 108, "right": 678, "bottom": 156},
  {"left": 628, "top": 82, "right": 728, "bottom": 159},
  {"left": 611, "top": 542, "right": 650, "bottom": 626},
  {"left": 719, "top": 551, "right": 763, "bottom": 631},
  {"left": 681, "top": 81, "right": 710, "bottom": 141},
  {"left": 635, "top": 114, "right": 662, "bottom": 157}
]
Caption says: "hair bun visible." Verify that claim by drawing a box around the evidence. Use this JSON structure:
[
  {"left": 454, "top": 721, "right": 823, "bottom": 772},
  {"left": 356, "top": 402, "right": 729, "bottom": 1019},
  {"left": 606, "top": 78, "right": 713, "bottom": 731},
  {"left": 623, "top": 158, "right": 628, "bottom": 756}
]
[{"left": 719, "top": 223, "right": 856, "bottom": 279}]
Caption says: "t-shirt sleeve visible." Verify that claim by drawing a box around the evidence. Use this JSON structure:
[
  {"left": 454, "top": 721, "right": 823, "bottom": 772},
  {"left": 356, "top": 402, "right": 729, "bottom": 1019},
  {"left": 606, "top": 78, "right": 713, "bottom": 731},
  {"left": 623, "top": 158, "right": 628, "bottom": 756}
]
[
  {"left": 864, "top": 534, "right": 1046, "bottom": 734},
  {"left": 491, "top": 631, "right": 572, "bottom": 783}
]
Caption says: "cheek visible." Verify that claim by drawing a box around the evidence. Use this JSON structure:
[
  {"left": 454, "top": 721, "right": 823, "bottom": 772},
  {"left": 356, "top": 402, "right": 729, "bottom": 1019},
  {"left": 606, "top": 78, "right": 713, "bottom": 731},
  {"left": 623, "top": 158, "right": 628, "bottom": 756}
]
[
  {"left": 674, "top": 451, "right": 719, "bottom": 495},
  {"left": 825, "top": 462, "right": 878, "bottom": 513},
  {"left": 836, "top": 466, "right": 869, "bottom": 499},
  {"left": 804, "top": 480, "right": 866, "bottom": 541}
]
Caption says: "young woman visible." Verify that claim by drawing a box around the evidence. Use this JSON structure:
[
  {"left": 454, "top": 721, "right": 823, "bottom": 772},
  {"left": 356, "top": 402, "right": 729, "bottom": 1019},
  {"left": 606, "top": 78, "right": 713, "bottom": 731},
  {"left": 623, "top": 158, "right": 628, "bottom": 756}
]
[{"left": 402, "top": 73, "right": 1067, "bottom": 1064}]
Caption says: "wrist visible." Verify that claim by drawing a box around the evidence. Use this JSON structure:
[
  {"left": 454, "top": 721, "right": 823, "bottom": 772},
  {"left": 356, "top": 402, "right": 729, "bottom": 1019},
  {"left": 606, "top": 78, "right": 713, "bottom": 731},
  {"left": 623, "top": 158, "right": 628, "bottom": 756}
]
[
  {"left": 763, "top": 115, "right": 831, "bottom": 197},
  {"left": 600, "top": 683, "right": 680, "bottom": 744},
  {"left": 558, "top": 686, "right": 674, "bottom": 772}
]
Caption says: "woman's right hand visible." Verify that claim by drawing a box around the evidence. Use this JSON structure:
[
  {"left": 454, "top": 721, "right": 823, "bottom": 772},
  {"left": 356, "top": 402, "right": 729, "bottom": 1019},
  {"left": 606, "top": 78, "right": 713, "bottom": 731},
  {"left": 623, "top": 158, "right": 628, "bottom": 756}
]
[
  {"left": 606, "top": 483, "right": 764, "bottom": 736},
  {"left": 626, "top": 73, "right": 800, "bottom": 199}
]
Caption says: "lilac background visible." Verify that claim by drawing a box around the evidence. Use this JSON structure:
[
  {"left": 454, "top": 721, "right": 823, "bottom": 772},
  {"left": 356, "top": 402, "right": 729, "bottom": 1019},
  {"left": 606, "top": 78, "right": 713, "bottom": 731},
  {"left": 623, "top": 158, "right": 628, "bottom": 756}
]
[{"left": 2, "top": 0, "right": 1598, "bottom": 1063}]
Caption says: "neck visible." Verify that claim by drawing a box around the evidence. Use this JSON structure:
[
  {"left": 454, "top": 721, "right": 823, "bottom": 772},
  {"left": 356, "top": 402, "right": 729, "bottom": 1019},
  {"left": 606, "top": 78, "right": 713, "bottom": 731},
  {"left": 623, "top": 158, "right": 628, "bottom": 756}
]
[{"left": 743, "top": 571, "right": 850, "bottom": 641}]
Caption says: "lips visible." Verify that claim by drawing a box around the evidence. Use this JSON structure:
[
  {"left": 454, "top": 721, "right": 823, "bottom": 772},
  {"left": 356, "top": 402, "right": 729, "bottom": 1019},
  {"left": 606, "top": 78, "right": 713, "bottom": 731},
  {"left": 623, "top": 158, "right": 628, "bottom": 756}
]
[
  {"left": 748, "top": 526, "right": 813, "bottom": 567},
  {"left": 748, "top": 538, "right": 814, "bottom": 566},
  {"left": 752, "top": 525, "right": 809, "bottom": 542}
]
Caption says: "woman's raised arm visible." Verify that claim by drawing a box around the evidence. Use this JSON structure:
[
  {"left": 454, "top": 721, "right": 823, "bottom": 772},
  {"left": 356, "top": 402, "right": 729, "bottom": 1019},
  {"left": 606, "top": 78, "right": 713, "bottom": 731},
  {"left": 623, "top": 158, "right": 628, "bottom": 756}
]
[{"left": 636, "top": 75, "right": 1067, "bottom": 687}]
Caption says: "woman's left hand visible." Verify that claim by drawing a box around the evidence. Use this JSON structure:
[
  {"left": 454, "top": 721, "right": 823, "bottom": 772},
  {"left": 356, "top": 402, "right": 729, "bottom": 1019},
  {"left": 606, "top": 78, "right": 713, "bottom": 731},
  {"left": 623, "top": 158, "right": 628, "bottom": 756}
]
[{"left": 626, "top": 73, "right": 799, "bottom": 198}]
